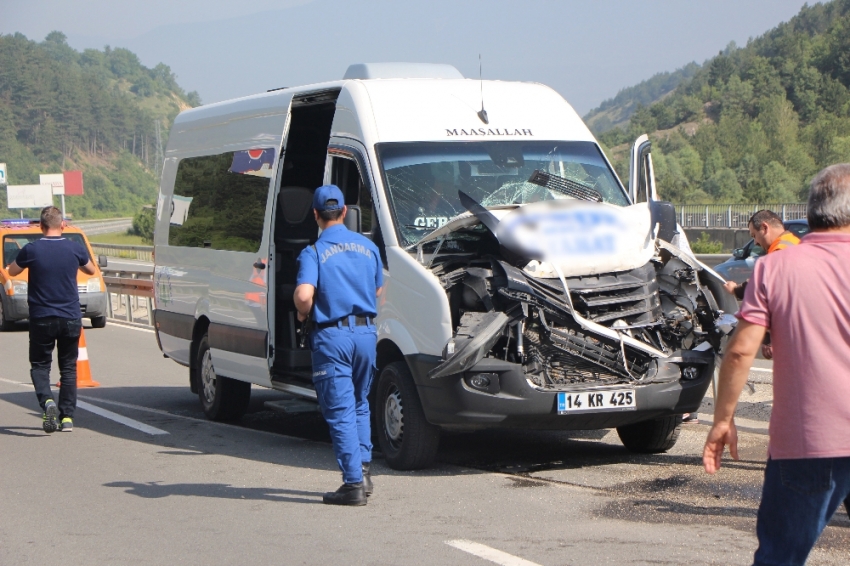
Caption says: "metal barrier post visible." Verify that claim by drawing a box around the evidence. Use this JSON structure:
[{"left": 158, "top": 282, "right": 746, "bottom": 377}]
[
  {"left": 126, "top": 294, "right": 134, "bottom": 323},
  {"left": 727, "top": 206, "right": 732, "bottom": 228},
  {"left": 705, "top": 206, "right": 709, "bottom": 228},
  {"left": 107, "top": 292, "right": 113, "bottom": 318}
]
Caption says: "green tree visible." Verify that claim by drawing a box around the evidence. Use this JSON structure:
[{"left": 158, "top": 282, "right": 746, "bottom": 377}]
[{"left": 704, "top": 168, "right": 744, "bottom": 202}]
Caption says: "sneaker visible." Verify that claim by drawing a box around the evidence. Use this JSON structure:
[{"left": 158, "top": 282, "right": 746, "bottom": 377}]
[
  {"left": 42, "top": 400, "right": 59, "bottom": 433},
  {"left": 59, "top": 417, "right": 73, "bottom": 432},
  {"left": 682, "top": 412, "right": 699, "bottom": 424}
]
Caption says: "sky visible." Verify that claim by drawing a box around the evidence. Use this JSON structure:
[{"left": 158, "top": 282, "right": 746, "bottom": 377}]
[{"left": 2, "top": 0, "right": 814, "bottom": 115}]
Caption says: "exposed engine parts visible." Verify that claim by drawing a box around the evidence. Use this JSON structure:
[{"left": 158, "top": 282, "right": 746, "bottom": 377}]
[{"left": 424, "top": 227, "right": 735, "bottom": 390}]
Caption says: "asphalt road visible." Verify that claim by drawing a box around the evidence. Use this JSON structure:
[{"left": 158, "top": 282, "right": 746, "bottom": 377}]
[{"left": 1, "top": 322, "right": 847, "bottom": 565}]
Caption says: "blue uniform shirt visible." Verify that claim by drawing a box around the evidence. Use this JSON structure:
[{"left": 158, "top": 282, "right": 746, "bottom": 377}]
[
  {"left": 296, "top": 224, "right": 383, "bottom": 325},
  {"left": 14, "top": 236, "right": 90, "bottom": 319}
]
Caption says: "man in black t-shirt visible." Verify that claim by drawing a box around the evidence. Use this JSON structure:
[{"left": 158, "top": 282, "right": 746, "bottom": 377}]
[{"left": 6, "top": 206, "right": 96, "bottom": 433}]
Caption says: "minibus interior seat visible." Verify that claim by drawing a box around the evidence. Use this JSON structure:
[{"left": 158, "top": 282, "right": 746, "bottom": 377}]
[
  {"left": 273, "top": 186, "right": 317, "bottom": 370},
  {"left": 275, "top": 186, "right": 317, "bottom": 278}
]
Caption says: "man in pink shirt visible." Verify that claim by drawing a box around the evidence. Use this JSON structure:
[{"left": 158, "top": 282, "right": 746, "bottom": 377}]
[{"left": 703, "top": 163, "right": 850, "bottom": 565}]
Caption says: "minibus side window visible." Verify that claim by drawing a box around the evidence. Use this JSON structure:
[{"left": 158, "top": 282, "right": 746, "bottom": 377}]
[
  {"left": 330, "top": 156, "right": 373, "bottom": 234},
  {"left": 168, "top": 150, "right": 274, "bottom": 252}
]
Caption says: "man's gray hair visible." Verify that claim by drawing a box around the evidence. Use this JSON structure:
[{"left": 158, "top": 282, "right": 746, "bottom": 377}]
[{"left": 808, "top": 164, "right": 850, "bottom": 229}]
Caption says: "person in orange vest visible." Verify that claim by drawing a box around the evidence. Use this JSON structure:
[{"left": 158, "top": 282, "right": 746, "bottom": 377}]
[
  {"left": 724, "top": 209, "right": 800, "bottom": 361},
  {"left": 724, "top": 210, "right": 801, "bottom": 301},
  {"left": 682, "top": 210, "right": 801, "bottom": 426}
]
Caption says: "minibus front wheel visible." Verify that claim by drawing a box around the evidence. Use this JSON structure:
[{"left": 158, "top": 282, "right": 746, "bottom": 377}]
[
  {"left": 375, "top": 361, "right": 440, "bottom": 470},
  {"left": 195, "top": 334, "right": 251, "bottom": 421}
]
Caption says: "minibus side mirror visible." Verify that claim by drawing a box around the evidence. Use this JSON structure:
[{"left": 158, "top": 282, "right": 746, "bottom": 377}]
[
  {"left": 649, "top": 201, "right": 677, "bottom": 243},
  {"left": 98, "top": 255, "right": 108, "bottom": 268},
  {"left": 345, "top": 205, "right": 362, "bottom": 233},
  {"left": 732, "top": 248, "right": 745, "bottom": 260}
]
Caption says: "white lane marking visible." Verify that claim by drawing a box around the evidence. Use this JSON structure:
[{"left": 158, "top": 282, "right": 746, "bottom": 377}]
[
  {"left": 446, "top": 540, "right": 542, "bottom": 566},
  {"left": 0, "top": 379, "right": 167, "bottom": 436},
  {"left": 106, "top": 322, "right": 155, "bottom": 334},
  {"left": 0, "top": 377, "right": 32, "bottom": 386},
  {"left": 750, "top": 367, "right": 772, "bottom": 373},
  {"left": 77, "top": 396, "right": 307, "bottom": 442},
  {"left": 76, "top": 400, "right": 169, "bottom": 435}
]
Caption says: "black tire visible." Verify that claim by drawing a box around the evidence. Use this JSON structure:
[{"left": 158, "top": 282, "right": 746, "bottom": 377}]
[
  {"left": 195, "top": 334, "right": 251, "bottom": 421},
  {"left": 617, "top": 414, "right": 683, "bottom": 453},
  {"left": 90, "top": 316, "right": 107, "bottom": 329},
  {"left": 0, "top": 299, "right": 13, "bottom": 331},
  {"left": 375, "top": 361, "right": 440, "bottom": 470}
]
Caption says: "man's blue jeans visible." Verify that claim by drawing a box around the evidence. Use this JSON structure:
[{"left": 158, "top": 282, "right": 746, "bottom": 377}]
[
  {"left": 29, "top": 317, "right": 82, "bottom": 419},
  {"left": 754, "top": 457, "right": 850, "bottom": 565},
  {"left": 310, "top": 322, "right": 377, "bottom": 485}
]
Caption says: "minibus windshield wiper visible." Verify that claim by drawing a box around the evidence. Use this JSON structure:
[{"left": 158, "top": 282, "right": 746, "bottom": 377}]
[{"left": 528, "top": 170, "right": 602, "bottom": 202}]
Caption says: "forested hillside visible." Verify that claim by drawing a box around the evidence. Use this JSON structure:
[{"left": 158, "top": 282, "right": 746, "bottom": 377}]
[
  {"left": 584, "top": 63, "right": 701, "bottom": 134},
  {"left": 598, "top": 0, "right": 850, "bottom": 204},
  {"left": 0, "top": 32, "right": 200, "bottom": 218}
]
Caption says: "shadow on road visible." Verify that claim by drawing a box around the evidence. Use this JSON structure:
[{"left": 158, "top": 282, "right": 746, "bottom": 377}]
[
  {"left": 104, "top": 481, "right": 324, "bottom": 504},
  {"left": 0, "top": 425, "right": 50, "bottom": 438}
]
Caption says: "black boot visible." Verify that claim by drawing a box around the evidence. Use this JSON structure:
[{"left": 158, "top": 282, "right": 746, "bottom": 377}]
[
  {"left": 362, "top": 463, "right": 373, "bottom": 497},
  {"left": 322, "top": 482, "right": 367, "bottom": 506}
]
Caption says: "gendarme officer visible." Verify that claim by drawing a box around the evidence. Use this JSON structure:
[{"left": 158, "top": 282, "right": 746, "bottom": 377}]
[{"left": 294, "top": 184, "right": 383, "bottom": 506}]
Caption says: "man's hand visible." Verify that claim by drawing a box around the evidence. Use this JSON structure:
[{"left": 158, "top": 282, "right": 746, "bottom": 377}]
[
  {"left": 723, "top": 281, "right": 739, "bottom": 295},
  {"left": 761, "top": 344, "right": 773, "bottom": 359},
  {"left": 6, "top": 261, "right": 23, "bottom": 276},
  {"left": 703, "top": 419, "right": 739, "bottom": 474},
  {"left": 703, "top": 319, "right": 764, "bottom": 475}
]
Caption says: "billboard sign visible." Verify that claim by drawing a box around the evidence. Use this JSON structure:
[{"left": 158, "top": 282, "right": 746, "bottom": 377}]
[
  {"left": 40, "top": 173, "right": 65, "bottom": 195},
  {"left": 7, "top": 184, "right": 54, "bottom": 209},
  {"left": 63, "top": 170, "right": 84, "bottom": 195},
  {"left": 0, "top": 163, "right": 6, "bottom": 186}
]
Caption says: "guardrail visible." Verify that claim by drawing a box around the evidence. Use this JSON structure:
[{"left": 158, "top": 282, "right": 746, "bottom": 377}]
[
  {"left": 102, "top": 266, "right": 154, "bottom": 326},
  {"left": 674, "top": 204, "right": 807, "bottom": 228},
  {"left": 92, "top": 243, "right": 153, "bottom": 262}
]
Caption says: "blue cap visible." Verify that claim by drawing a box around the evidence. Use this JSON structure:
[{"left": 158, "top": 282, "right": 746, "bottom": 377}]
[{"left": 313, "top": 184, "right": 345, "bottom": 212}]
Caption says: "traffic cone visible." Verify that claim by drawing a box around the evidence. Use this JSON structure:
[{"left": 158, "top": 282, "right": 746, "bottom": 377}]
[
  {"left": 56, "top": 327, "right": 100, "bottom": 388},
  {"left": 75, "top": 328, "right": 100, "bottom": 387}
]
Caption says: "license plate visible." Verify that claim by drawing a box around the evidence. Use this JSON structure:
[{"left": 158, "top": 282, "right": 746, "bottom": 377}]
[{"left": 557, "top": 388, "right": 636, "bottom": 414}]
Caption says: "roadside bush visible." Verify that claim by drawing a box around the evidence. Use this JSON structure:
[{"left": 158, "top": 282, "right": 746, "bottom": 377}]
[
  {"left": 130, "top": 206, "right": 155, "bottom": 244},
  {"left": 690, "top": 232, "right": 725, "bottom": 254}
]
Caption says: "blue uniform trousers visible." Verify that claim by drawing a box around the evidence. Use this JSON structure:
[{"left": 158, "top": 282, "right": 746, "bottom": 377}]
[{"left": 310, "top": 320, "right": 377, "bottom": 484}]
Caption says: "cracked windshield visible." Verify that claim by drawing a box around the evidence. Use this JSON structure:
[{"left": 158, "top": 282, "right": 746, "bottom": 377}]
[{"left": 378, "top": 141, "right": 628, "bottom": 247}]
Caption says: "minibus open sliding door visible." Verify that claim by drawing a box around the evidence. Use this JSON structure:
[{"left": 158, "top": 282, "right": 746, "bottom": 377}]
[{"left": 269, "top": 89, "right": 340, "bottom": 390}]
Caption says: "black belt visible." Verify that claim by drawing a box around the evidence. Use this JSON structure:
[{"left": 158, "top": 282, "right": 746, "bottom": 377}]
[{"left": 316, "top": 316, "right": 373, "bottom": 330}]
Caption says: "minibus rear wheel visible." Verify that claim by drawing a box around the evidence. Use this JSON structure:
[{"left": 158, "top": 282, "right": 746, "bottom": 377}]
[
  {"left": 375, "top": 361, "right": 440, "bottom": 470},
  {"left": 195, "top": 334, "right": 251, "bottom": 421}
]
